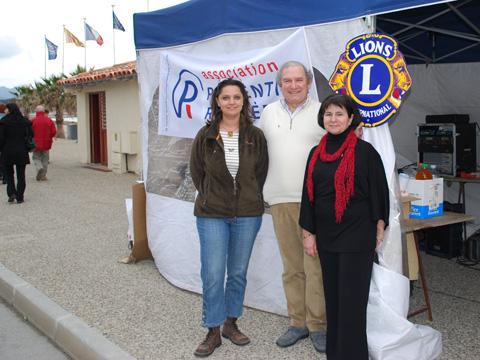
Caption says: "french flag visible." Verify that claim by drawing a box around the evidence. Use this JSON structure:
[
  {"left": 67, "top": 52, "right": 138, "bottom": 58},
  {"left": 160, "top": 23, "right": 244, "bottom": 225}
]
[{"left": 85, "top": 22, "right": 104, "bottom": 46}]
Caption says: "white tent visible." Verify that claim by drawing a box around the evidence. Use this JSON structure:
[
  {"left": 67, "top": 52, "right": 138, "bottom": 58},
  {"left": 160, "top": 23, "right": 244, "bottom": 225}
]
[{"left": 133, "top": 0, "right": 477, "bottom": 316}]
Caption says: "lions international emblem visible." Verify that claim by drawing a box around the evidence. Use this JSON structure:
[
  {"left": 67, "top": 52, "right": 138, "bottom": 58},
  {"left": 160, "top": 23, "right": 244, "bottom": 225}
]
[{"left": 329, "top": 33, "right": 412, "bottom": 127}]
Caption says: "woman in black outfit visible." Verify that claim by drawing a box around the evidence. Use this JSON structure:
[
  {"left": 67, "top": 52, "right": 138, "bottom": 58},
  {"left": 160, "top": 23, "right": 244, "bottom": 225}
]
[
  {"left": 299, "top": 94, "right": 389, "bottom": 360},
  {"left": 0, "top": 103, "right": 33, "bottom": 204}
]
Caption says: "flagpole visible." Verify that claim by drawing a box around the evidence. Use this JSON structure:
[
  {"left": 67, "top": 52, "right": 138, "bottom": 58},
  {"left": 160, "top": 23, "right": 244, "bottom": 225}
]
[
  {"left": 84, "top": 18, "right": 87, "bottom": 69},
  {"left": 112, "top": 5, "right": 116, "bottom": 65},
  {"left": 44, "top": 35, "right": 47, "bottom": 78},
  {"left": 62, "top": 25, "right": 65, "bottom": 75}
]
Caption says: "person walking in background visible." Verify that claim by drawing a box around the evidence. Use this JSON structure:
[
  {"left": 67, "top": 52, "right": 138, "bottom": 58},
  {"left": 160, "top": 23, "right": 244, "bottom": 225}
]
[
  {"left": 300, "top": 94, "right": 389, "bottom": 359},
  {"left": 0, "top": 103, "right": 33, "bottom": 204},
  {"left": 257, "top": 61, "right": 327, "bottom": 352},
  {"left": 0, "top": 107, "right": 6, "bottom": 185},
  {"left": 189, "top": 79, "right": 268, "bottom": 357},
  {"left": 31, "top": 105, "right": 56, "bottom": 181}
]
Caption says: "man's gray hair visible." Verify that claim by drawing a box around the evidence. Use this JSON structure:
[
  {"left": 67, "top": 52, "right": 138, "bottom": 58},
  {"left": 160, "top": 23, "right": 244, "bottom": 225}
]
[
  {"left": 276, "top": 61, "right": 313, "bottom": 84},
  {"left": 35, "top": 105, "right": 45, "bottom": 112}
]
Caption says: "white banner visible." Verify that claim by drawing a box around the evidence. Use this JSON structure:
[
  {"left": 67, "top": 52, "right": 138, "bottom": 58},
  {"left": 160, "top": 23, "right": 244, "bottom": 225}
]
[{"left": 158, "top": 28, "right": 317, "bottom": 138}]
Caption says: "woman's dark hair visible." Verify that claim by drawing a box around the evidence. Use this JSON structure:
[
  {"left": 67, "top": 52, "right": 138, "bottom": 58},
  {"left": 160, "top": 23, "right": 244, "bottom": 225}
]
[
  {"left": 6, "top": 103, "right": 23, "bottom": 117},
  {"left": 318, "top": 94, "right": 362, "bottom": 131},
  {"left": 207, "top": 78, "right": 253, "bottom": 126}
]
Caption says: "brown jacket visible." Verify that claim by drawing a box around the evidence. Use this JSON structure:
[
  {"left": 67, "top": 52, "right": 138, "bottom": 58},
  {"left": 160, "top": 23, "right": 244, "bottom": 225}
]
[{"left": 190, "top": 121, "right": 268, "bottom": 218}]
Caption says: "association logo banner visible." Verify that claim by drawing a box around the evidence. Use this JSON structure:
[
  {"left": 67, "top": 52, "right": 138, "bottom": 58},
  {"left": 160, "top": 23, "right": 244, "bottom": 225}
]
[
  {"left": 329, "top": 33, "right": 412, "bottom": 127},
  {"left": 158, "top": 28, "right": 317, "bottom": 138}
]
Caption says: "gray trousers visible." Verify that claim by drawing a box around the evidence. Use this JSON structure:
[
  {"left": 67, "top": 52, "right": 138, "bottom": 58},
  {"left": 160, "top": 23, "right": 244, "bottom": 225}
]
[{"left": 32, "top": 151, "right": 50, "bottom": 176}]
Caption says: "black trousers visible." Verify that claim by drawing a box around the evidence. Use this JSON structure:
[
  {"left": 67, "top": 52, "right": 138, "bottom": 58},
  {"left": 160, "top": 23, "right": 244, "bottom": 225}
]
[
  {"left": 0, "top": 162, "right": 5, "bottom": 183},
  {"left": 4, "top": 163, "right": 26, "bottom": 201},
  {"left": 319, "top": 250, "right": 374, "bottom": 360}
]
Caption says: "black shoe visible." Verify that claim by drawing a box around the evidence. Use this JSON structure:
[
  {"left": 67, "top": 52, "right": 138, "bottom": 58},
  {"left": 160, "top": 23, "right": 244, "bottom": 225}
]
[
  {"left": 8, "top": 196, "right": 16, "bottom": 203},
  {"left": 16, "top": 199, "right": 24, "bottom": 204}
]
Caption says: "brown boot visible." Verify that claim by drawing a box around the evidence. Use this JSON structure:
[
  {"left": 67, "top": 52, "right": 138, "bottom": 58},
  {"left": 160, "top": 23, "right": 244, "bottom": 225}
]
[
  {"left": 194, "top": 327, "right": 221, "bottom": 357},
  {"left": 222, "top": 317, "right": 250, "bottom": 346}
]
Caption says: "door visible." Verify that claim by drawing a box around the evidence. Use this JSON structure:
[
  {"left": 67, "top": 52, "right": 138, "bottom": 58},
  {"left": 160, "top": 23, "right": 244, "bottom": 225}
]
[{"left": 89, "top": 92, "right": 107, "bottom": 165}]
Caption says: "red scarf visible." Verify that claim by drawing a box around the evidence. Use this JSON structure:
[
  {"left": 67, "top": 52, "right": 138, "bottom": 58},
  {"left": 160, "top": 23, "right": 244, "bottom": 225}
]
[{"left": 307, "top": 130, "right": 357, "bottom": 223}]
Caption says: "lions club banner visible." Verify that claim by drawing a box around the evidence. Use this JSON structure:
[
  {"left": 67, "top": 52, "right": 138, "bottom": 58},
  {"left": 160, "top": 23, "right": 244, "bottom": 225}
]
[
  {"left": 158, "top": 28, "right": 317, "bottom": 138},
  {"left": 329, "top": 33, "right": 412, "bottom": 127}
]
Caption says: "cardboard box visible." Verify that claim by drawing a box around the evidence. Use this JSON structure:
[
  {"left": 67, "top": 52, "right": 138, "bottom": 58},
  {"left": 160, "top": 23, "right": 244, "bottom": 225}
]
[
  {"left": 407, "top": 178, "right": 444, "bottom": 219},
  {"left": 131, "top": 182, "right": 152, "bottom": 261}
]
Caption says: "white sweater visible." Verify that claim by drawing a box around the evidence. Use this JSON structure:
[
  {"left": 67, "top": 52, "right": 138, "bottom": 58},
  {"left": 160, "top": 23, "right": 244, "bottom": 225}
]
[{"left": 258, "top": 99, "right": 325, "bottom": 205}]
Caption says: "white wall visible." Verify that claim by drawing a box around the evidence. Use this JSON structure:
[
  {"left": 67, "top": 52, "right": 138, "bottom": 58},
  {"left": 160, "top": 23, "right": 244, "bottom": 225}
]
[
  {"left": 73, "top": 79, "right": 142, "bottom": 174},
  {"left": 105, "top": 80, "right": 142, "bottom": 174},
  {"left": 76, "top": 90, "right": 89, "bottom": 164}
]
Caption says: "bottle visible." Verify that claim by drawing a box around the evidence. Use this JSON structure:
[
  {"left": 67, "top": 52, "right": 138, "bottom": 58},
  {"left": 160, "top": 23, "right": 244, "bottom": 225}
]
[
  {"left": 416, "top": 163, "right": 433, "bottom": 180},
  {"left": 415, "top": 163, "right": 424, "bottom": 179},
  {"left": 422, "top": 163, "right": 433, "bottom": 179}
]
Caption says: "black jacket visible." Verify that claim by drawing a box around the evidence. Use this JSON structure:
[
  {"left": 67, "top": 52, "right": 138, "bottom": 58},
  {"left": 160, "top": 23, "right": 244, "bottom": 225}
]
[
  {"left": 0, "top": 115, "right": 32, "bottom": 166},
  {"left": 299, "top": 135, "right": 389, "bottom": 253},
  {"left": 190, "top": 121, "right": 268, "bottom": 218}
]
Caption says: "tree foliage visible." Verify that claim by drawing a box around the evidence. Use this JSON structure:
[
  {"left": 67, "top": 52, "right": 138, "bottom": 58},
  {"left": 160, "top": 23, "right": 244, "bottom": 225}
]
[
  {"left": 12, "top": 84, "right": 39, "bottom": 116},
  {"left": 12, "top": 69, "right": 84, "bottom": 121}
]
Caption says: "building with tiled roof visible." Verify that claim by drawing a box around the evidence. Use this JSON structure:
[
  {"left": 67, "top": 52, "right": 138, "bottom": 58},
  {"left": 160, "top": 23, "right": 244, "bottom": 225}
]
[
  {"left": 59, "top": 61, "right": 141, "bottom": 174},
  {"left": 59, "top": 61, "right": 137, "bottom": 88}
]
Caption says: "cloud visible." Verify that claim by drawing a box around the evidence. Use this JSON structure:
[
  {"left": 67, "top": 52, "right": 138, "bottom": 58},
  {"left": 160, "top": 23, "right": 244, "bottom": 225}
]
[{"left": 0, "top": 36, "right": 22, "bottom": 59}]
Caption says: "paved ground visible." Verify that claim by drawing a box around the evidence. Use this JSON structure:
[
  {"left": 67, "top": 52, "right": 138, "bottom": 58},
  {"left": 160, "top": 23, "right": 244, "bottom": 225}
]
[
  {"left": 0, "top": 139, "right": 479, "bottom": 359},
  {"left": 0, "top": 297, "right": 69, "bottom": 360}
]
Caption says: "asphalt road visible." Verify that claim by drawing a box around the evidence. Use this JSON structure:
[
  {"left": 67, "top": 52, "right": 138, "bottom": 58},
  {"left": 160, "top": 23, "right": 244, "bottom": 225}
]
[{"left": 0, "top": 297, "right": 69, "bottom": 360}]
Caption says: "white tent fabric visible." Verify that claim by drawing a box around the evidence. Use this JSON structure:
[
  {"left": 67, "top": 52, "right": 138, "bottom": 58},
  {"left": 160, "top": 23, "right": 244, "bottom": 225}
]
[
  {"left": 137, "top": 19, "right": 372, "bottom": 315},
  {"left": 136, "top": 10, "right": 444, "bottom": 360},
  {"left": 363, "top": 126, "right": 403, "bottom": 273},
  {"left": 367, "top": 262, "right": 442, "bottom": 359}
]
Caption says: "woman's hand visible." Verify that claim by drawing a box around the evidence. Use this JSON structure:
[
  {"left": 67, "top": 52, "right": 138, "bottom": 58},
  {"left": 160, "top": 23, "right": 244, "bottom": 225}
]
[
  {"left": 302, "top": 230, "right": 317, "bottom": 257},
  {"left": 376, "top": 219, "right": 386, "bottom": 249}
]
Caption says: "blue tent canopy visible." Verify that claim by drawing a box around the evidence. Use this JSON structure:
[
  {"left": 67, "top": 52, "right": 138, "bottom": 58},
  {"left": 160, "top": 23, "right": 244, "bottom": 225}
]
[
  {"left": 134, "top": 0, "right": 480, "bottom": 64},
  {"left": 133, "top": 0, "right": 450, "bottom": 48}
]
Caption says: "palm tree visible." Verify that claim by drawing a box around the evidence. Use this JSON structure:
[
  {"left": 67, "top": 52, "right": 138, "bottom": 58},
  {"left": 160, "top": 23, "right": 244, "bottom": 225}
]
[
  {"left": 12, "top": 65, "right": 90, "bottom": 137},
  {"left": 70, "top": 65, "right": 87, "bottom": 76},
  {"left": 12, "top": 85, "right": 38, "bottom": 117},
  {"left": 34, "top": 74, "right": 70, "bottom": 137}
]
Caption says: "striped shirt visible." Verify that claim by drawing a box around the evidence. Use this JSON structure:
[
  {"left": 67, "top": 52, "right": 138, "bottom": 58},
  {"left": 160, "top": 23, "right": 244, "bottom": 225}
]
[{"left": 220, "top": 130, "right": 239, "bottom": 179}]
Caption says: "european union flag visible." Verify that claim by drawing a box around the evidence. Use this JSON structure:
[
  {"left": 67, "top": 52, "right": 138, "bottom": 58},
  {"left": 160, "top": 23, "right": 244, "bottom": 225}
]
[
  {"left": 113, "top": 11, "right": 125, "bottom": 32},
  {"left": 45, "top": 38, "right": 58, "bottom": 60}
]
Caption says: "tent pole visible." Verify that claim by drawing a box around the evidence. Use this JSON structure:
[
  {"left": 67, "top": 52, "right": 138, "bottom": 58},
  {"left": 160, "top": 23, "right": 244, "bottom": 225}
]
[{"left": 365, "top": 16, "right": 376, "bottom": 33}]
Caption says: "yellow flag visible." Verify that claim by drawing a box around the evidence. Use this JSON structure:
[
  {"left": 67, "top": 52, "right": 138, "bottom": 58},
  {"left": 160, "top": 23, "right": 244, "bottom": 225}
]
[{"left": 64, "top": 28, "right": 85, "bottom": 47}]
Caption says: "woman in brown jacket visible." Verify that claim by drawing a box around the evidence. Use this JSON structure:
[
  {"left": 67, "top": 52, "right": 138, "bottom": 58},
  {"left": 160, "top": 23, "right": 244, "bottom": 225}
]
[{"left": 190, "top": 79, "right": 268, "bottom": 357}]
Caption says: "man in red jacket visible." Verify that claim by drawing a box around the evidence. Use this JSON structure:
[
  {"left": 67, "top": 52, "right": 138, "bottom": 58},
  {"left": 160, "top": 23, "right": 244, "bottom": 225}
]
[{"left": 31, "top": 105, "right": 56, "bottom": 181}]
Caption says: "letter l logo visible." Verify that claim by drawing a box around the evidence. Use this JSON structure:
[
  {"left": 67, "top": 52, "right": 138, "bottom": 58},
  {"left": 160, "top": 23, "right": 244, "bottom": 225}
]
[{"left": 359, "top": 64, "right": 380, "bottom": 95}]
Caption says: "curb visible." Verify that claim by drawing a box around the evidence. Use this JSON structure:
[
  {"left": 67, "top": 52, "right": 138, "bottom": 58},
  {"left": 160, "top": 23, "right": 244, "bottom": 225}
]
[{"left": 0, "top": 262, "right": 136, "bottom": 360}]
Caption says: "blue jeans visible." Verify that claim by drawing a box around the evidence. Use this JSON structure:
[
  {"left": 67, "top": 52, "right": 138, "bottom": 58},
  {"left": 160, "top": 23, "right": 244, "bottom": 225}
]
[{"left": 196, "top": 216, "right": 262, "bottom": 328}]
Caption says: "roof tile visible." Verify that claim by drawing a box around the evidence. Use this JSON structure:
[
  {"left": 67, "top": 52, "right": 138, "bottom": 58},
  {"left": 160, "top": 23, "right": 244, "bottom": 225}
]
[{"left": 59, "top": 61, "right": 137, "bottom": 87}]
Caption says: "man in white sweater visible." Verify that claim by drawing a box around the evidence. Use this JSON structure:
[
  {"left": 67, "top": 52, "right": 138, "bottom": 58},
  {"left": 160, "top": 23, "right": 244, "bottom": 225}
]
[{"left": 258, "top": 61, "right": 327, "bottom": 352}]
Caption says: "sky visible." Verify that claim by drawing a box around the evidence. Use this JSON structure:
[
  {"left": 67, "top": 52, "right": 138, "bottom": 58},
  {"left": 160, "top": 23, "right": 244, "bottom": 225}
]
[{"left": 0, "top": 0, "right": 187, "bottom": 89}]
